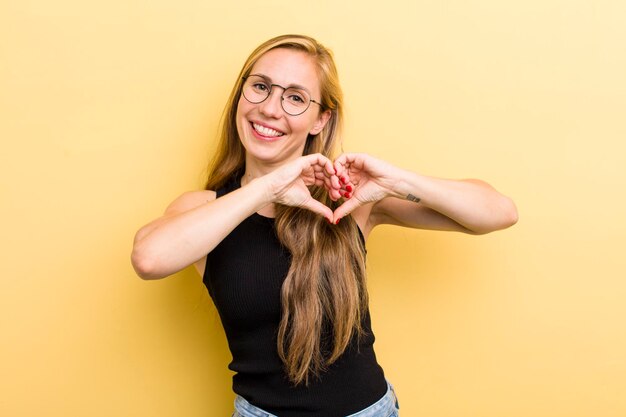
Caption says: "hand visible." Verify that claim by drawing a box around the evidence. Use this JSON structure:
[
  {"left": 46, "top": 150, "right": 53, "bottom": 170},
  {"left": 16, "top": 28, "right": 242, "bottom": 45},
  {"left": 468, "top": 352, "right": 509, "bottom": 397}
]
[
  {"left": 332, "top": 153, "right": 403, "bottom": 221},
  {"left": 264, "top": 153, "right": 341, "bottom": 222}
]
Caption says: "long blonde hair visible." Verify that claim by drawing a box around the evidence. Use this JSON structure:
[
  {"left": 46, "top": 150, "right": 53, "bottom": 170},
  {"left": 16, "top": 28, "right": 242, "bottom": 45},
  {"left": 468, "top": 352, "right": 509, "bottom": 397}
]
[{"left": 204, "top": 34, "right": 367, "bottom": 386}]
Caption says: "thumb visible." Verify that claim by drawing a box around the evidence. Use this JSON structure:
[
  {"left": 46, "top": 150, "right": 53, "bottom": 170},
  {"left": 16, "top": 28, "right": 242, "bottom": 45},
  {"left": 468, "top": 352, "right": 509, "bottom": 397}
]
[
  {"left": 300, "top": 197, "right": 334, "bottom": 223},
  {"left": 332, "top": 197, "right": 363, "bottom": 224}
]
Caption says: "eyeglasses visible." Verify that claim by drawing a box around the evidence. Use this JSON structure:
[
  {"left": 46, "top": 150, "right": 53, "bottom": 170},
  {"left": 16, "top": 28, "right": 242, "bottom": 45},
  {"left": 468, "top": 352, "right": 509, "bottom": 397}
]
[{"left": 241, "top": 74, "right": 322, "bottom": 116}]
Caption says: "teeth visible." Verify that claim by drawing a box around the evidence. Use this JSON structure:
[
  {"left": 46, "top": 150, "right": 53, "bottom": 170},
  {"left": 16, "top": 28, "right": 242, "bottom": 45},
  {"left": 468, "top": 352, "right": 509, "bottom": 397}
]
[{"left": 253, "top": 123, "right": 284, "bottom": 137}]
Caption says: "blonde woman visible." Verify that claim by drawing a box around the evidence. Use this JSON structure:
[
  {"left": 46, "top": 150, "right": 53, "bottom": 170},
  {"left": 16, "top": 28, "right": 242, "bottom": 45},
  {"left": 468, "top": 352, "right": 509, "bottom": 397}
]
[{"left": 131, "top": 34, "right": 518, "bottom": 417}]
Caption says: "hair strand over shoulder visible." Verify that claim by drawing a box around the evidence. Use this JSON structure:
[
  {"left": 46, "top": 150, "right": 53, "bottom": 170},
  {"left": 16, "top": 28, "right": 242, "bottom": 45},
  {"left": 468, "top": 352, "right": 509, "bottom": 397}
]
[{"left": 204, "top": 34, "right": 368, "bottom": 386}]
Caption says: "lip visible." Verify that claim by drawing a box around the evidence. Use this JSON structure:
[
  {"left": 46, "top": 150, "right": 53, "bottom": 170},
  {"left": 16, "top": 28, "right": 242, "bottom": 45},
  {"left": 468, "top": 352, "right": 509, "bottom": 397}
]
[{"left": 249, "top": 120, "right": 286, "bottom": 141}]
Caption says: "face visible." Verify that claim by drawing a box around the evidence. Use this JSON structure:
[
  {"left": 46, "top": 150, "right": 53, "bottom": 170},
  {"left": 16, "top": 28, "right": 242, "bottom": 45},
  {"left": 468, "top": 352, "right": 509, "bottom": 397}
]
[{"left": 235, "top": 48, "right": 331, "bottom": 169}]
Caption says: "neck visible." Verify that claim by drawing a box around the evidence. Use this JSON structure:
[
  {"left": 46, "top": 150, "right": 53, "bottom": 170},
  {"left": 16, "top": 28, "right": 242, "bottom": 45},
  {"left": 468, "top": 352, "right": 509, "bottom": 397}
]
[{"left": 241, "top": 153, "right": 295, "bottom": 186}]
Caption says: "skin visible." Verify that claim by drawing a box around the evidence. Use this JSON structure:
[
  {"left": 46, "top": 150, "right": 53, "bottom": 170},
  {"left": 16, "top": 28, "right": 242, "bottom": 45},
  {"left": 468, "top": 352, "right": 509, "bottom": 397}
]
[
  {"left": 235, "top": 48, "right": 337, "bottom": 219},
  {"left": 130, "top": 49, "right": 519, "bottom": 280},
  {"left": 236, "top": 49, "right": 331, "bottom": 174}
]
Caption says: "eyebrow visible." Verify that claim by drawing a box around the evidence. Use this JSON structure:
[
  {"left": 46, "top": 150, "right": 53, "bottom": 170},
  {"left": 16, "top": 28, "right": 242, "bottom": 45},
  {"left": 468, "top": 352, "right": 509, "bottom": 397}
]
[{"left": 250, "top": 73, "right": 311, "bottom": 93}]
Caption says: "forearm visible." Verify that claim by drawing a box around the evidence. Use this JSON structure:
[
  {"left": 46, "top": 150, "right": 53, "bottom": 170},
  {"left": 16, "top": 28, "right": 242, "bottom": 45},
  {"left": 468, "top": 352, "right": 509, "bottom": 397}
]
[
  {"left": 390, "top": 169, "right": 518, "bottom": 234},
  {"left": 132, "top": 178, "right": 272, "bottom": 279}
]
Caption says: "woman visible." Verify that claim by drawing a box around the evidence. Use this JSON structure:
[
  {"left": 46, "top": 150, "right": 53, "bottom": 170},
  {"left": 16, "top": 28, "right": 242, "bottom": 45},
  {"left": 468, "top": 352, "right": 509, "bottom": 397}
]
[{"left": 131, "top": 34, "right": 518, "bottom": 417}]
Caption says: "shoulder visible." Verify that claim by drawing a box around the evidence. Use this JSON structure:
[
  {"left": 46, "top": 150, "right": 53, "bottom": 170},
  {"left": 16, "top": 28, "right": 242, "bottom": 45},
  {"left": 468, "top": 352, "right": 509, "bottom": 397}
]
[{"left": 164, "top": 190, "right": 216, "bottom": 215}]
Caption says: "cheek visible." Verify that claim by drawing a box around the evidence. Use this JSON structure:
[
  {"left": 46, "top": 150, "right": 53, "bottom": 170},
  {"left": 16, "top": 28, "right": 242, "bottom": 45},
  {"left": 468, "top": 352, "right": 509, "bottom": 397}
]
[
  {"left": 235, "top": 98, "right": 248, "bottom": 134},
  {"left": 291, "top": 115, "right": 318, "bottom": 136},
  {"left": 235, "top": 96, "right": 245, "bottom": 119}
]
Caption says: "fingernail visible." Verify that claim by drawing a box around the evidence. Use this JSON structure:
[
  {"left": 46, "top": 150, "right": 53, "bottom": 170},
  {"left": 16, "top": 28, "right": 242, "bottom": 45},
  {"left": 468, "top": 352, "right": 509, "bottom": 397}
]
[
  {"left": 340, "top": 176, "right": 346, "bottom": 184},
  {"left": 335, "top": 218, "right": 341, "bottom": 225},
  {"left": 345, "top": 185, "right": 353, "bottom": 192},
  {"left": 345, "top": 193, "right": 351, "bottom": 199}
]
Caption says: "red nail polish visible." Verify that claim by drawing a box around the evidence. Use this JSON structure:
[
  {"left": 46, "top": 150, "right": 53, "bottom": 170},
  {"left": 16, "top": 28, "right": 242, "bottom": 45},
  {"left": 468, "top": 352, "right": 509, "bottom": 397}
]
[
  {"left": 345, "top": 185, "right": 353, "bottom": 192},
  {"left": 335, "top": 218, "right": 341, "bottom": 225},
  {"left": 340, "top": 176, "right": 346, "bottom": 184},
  {"left": 345, "top": 192, "right": 351, "bottom": 199}
]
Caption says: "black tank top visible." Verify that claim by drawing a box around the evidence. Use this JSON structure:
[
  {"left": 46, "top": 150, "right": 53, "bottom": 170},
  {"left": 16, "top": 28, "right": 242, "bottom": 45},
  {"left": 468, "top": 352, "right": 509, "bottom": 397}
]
[{"left": 203, "top": 174, "right": 387, "bottom": 417}]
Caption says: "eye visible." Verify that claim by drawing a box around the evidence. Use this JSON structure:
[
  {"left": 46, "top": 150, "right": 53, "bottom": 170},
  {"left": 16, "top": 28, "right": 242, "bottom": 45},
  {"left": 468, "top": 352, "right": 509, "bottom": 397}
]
[
  {"left": 252, "top": 82, "right": 269, "bottom": 92},
  {"left": 285, "top": 89, "right": 307, "bottom": 105}
]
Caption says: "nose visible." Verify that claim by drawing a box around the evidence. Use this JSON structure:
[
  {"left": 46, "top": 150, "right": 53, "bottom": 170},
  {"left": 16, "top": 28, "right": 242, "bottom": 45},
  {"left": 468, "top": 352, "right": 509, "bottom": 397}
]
[{"left": 258, "top": 87, "right": 284, "bottom": 118}]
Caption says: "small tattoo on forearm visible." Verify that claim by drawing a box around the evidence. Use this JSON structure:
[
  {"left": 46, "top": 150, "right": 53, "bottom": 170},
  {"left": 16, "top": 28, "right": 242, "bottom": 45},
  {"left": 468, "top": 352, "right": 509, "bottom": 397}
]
[{"left": 406, "top": 193, "right": 421, "bottom": 203}]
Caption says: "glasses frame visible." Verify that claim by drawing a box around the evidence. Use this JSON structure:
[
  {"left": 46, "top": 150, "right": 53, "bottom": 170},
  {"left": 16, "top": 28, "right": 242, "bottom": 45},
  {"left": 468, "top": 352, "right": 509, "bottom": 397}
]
[{"left": 241, "top": 75, "right": 322, "bottom": 116}]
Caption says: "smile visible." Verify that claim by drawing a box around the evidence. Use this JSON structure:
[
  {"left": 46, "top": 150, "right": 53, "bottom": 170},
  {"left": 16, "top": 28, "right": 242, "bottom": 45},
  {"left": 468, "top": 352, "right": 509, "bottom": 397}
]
[{"left": 252, "top": 122, "right": 285, "bottom": 138}]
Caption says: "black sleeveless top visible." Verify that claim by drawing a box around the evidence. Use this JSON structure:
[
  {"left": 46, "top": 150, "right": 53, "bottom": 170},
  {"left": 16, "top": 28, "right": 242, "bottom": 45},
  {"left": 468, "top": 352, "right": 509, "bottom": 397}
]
[{"left": 203, "top": 174, "right": 387, "bottom": 417}]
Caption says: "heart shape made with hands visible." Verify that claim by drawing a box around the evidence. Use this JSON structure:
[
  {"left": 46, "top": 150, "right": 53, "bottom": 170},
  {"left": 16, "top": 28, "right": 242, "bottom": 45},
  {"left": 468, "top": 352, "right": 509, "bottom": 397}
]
[
  {"left": 280, "top": 174, "right": 349, "bottom": 225},
  {"left": 275, "top": 153, "right": 394, "bottom": 224},
  {"left": 291, "top": 154, "right": 385, "bottom": 225}
]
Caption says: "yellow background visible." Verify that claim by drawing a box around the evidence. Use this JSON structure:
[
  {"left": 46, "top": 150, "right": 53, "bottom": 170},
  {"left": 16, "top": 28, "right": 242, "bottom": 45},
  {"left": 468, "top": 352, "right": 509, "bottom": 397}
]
[{"left": 2, "top": 0, "right": 625, "bottom": 416}]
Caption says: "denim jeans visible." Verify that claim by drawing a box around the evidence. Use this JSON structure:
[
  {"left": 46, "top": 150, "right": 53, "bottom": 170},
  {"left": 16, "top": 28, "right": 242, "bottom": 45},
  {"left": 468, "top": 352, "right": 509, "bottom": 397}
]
[{"left": 231, "top": 381, "right": 400, "bottom": 417}]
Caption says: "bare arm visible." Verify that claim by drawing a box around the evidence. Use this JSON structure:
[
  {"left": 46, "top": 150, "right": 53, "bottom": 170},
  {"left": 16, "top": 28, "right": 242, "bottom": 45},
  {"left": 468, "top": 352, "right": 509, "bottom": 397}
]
[
  {"left": 333, "top": 153, "right": 518, "bottom": 235},
  {"left": 130, "top": 153, "right": 337, "bottom": 280},
  {"left": 131, "top": 178, "right": 272, "bottom": 280},
  {"left": 371, "top": 176, "right": 519, "bottom": 234}
]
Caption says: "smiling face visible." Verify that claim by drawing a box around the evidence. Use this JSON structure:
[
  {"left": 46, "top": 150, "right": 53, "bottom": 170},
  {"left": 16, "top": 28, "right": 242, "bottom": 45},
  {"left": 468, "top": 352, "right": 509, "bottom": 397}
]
[{"left": 235, "top": 48, "right": 331, "bottom": 172}]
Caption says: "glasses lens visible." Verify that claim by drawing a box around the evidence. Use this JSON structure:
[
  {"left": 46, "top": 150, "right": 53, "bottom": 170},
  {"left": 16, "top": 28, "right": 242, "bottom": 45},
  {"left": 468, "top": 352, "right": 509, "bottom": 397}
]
[
  {"left": 242, "top": 75, "right": 313, "bottom": 115},
  {"left": 282, "top": 88, "right": 310, "bottom": 115},
  {"left": 243, "top": 76, "right": 270, "bottom": 104}
]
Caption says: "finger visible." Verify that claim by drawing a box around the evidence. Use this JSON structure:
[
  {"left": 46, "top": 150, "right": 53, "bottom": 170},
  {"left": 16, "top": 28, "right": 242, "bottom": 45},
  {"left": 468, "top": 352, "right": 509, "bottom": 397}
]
[
  {"left": 329, "top": 169, "right": 352, "bottom": 199},
  {"left": 304, "top": 153, "right": 335, "bottom": 175},
  {"left": 301, "top": 197, "right": 334, "bottom": 223},
  {"left": 339, "top": 178, "right": 355, "bottom": 200},
  {"left": 328, "top": 187, "right": 342, "bottom": 201},
  {"left": 312, "top": 168, "right": 335, "bottom": 186},
  {"left": 339, "top": 171, "right": 351, "bottom": 186},
  {"left": 333, "top": 152, "right": 350, "bottom": 166},
  {"left": 342, "top": 183, "right": 353, "bottom": 198},
  {"left": 312, "top": 160, "right": 334, "bottom": 180},
  {"left": 333, "top": 153, "right": 358, "bottom": 173},
  {"left": 316, "top": 176, "right": 340, "bottom": 200},
  {"left": 324, "top": 178, "right": 343, "bottom": 201},
  {"left": 334, "top": 163, "right": 353, "bottom": 187},
  {"left": 307, "top": 161, "right": 335, "bottom": 187},
  {"left": 333, "top": 157, "right": 346, "bottom": 181},
  {"left": 313, "top": 165, "right": 337, "bottom": 186},
  {"left": 332, "top": 197, "right": 363, "bottom": 223}
]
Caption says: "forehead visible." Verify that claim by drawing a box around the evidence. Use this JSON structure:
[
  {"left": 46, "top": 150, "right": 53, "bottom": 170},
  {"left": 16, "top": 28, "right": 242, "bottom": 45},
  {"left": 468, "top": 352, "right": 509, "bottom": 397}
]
[{"left": 250, "top": 48, "right": 321, "bottom": 95}]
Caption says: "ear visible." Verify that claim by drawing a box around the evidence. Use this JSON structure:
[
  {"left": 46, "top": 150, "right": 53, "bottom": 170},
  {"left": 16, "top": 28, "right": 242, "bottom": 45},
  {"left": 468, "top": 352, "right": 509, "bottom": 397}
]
[{"left": 309, "top": 110, "right": 332, "bottom": 135}]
